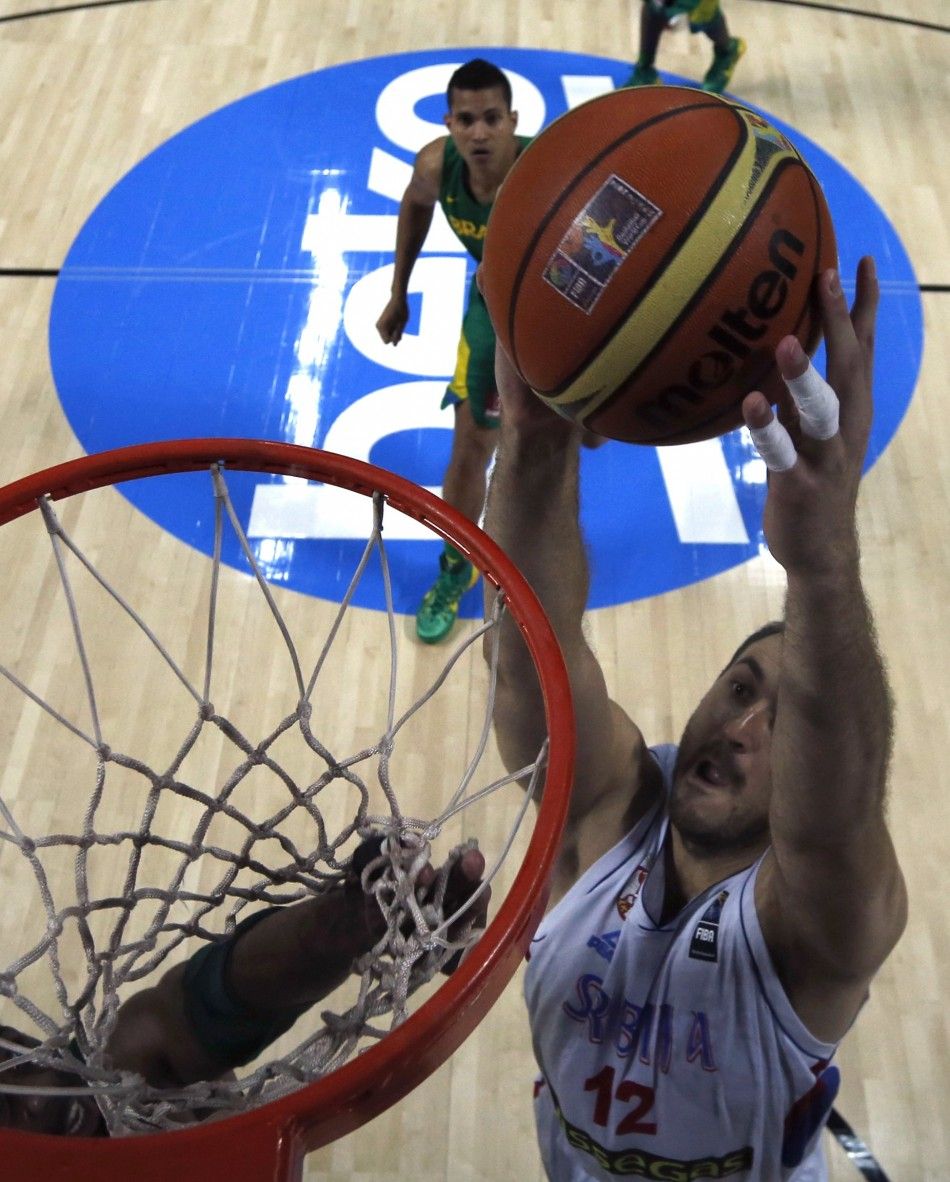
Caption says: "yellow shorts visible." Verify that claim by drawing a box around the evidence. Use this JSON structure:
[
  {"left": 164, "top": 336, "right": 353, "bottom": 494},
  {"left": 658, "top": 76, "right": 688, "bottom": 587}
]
[
  {"left": 686, "top": 0, "right": 721, "bottom": 32},
  {"left": 441, "top": 277, "right": 501, "bottom": 429}
]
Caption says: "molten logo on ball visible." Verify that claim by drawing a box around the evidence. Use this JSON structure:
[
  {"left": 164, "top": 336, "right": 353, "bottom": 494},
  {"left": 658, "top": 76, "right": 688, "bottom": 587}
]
[{"left": 641, "top": 227, "right": 806, "bottom": 433}]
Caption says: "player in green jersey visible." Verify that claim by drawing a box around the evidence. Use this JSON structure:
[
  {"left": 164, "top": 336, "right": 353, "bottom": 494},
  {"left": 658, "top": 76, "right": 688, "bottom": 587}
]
[
  {"left": 376, "top": 59, "right": 529, "bottom": 644},
  {"left": 624, "top": 0, "right": 746, "bottom": 94}
]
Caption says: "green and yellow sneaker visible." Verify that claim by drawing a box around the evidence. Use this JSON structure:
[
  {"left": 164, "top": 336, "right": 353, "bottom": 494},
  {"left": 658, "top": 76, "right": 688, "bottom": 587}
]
[
  {"left": 702, "top": 37, "right": 746, "bottom": 94},
  {"left": 621, "top": 63, "right": 660, "bottom": 88},
  {"left": 415, "top": 555, "right": 479, "bottom": 644}
]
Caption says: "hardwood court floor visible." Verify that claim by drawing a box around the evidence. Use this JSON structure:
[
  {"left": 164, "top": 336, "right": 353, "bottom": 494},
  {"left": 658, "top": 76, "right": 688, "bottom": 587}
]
[{"left": 0, "top": 1, "right": 947, "bottom": 1179}]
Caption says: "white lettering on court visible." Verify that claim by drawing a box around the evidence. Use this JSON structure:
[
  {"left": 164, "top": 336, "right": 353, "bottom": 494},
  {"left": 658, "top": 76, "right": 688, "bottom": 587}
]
[{"left": 249, "top": 62, "right": 748, "bottom": 546}]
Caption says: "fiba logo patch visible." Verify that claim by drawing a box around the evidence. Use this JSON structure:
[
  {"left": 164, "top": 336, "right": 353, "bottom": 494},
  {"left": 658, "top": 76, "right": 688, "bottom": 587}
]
[
  {"left": 49, "top": 48, "right": 922, "bottom": 615},
  {"left": 688, "top": 889, "right": 730, "bottom": 963}
]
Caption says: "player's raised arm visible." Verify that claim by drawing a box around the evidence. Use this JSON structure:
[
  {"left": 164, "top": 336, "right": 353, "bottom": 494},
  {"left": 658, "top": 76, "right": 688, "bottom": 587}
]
[
  {"left": 484, "top": 344, "right": 662, "bottom": 899},
  {"left": 105, "top": 843, "right": 489, "bottom": 1089},
  {"left": 375, "top": 138, "right": 444, "bottom": 346},
  {"left": 744, "top": 258, "right": 908, "bottom": 1041}
]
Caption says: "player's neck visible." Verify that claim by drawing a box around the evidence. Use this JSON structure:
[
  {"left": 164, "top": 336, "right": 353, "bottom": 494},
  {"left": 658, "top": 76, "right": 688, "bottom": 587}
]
[
  {"left": 466, "top": 143, "right": 518, "bottom": 202},
  {"left": 662, "top": 829, "right": 763, "bottom": 922}
]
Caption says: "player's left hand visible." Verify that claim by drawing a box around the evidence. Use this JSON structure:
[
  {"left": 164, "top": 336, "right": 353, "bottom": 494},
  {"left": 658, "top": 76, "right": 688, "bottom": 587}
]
[
  {"left": 741, "top": 256, "right": 879, "bottom": 578},
  {"left": 417, "top": 846, "right": 491, "bottom": 974},
  {"left": 351, "top": 836, "right": 490, "bottom": 972}
]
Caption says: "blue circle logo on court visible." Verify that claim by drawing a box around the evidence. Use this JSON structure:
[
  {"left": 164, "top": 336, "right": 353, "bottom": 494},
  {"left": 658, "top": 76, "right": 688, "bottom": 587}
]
[{"left": 49, "top": 48, "right": 922, "bottom": 614}]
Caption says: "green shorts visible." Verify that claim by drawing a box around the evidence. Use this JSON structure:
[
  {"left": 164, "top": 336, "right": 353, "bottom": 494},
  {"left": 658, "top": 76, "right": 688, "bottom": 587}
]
[{"left": 441, "top": 277, "right": 501, "bottom": 429}]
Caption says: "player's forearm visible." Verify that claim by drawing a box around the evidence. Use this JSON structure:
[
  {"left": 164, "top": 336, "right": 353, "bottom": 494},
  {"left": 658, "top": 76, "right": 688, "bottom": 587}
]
[
  {"left": 483, "top": 422, "right": 592, "bottom": 774},
  {"left": 105, "top": 889, "right": 382, "bottom": 1089},
  {"left": 226, "top": 886, "right": 380, "bottom": 1013},
  {"left": 487, "top": 424, "right": 590, "bottom": 658},
  {"left": 774, "top": 556, "right": 893, "bottom": 838},
  {"left": 389, "top": 200, "right": 435, "bottom": 296}
]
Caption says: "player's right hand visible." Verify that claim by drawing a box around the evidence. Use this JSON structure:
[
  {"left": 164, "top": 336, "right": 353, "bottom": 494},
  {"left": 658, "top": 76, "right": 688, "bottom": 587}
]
[
  {"left": 741, "top": 257, "right": 878, "bottom": 579},
  {"left": 376, "top": 295, "right": 410, "bottom": 345}
]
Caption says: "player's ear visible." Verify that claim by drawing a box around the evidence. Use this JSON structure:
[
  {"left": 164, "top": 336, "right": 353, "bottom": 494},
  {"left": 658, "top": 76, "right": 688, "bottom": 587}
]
[{"left": 511, "top": 109, "right": 518, "bottom": 130}]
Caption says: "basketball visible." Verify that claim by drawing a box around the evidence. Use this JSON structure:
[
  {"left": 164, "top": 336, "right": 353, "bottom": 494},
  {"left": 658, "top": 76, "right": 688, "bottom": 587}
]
[{"left": 480, "top": 86, "right": 837, "bottom": 445}]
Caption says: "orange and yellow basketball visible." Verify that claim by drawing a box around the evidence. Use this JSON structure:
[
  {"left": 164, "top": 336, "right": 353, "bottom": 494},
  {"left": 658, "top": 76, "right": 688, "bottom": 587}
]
[{"left": 480, "top": 86, "right": 837, "bottom": 445}]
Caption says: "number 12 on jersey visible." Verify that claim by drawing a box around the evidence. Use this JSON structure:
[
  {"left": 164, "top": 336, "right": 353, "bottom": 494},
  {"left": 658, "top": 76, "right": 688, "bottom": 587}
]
[{"left": 584, "top": 1066, "right": 657, "bottom": 1136}]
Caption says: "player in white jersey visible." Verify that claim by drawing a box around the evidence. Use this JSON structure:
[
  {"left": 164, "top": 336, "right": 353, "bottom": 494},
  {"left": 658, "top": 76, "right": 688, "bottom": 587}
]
[
  {"left": 483, "top": 257, "right": 907, "bottom": 1180},
  {"left": 527, "top": 744, "right": 837, "bottom": 1179}
]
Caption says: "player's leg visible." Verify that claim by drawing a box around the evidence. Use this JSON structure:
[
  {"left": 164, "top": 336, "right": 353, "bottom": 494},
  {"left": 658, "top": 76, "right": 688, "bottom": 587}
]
[
  {"left": 416, "top": 287, "right": 499, "bottom": 644},
  {"left": 441, "top": 399, "right": 497, "bottom": 528},
  {"left": 695, "top": 0, "right": 746, "bottom": 93},
  {"left": 416, "top": 402, "right": 496, "bottom": 643},
  {"left": 622, "top": 1, "right": 668, "bottom": 87}
]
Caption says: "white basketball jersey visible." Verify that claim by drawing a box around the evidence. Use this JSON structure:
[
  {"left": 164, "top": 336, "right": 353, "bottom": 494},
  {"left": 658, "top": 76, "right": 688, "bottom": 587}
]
[{"left": 525, "top": 745, "right": 840, "bottom": 1182}]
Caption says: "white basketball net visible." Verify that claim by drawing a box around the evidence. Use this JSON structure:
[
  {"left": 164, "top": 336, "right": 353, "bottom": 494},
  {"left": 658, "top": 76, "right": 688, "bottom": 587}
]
[{"left": 0, "top": 463, "right": 547, "bottom": 1135}]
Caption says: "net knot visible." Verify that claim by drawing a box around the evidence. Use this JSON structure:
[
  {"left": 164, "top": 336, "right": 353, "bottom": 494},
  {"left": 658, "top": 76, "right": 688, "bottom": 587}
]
[{"left": 200, "top": 700, "right": 216, "bottom": 721}]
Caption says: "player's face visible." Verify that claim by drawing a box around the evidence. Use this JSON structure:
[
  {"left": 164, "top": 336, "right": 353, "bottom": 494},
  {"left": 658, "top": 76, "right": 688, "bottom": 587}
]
[
  {"left": 444, "top": 86, "right": 518, "bottom": 172},
  {"left": 0, "top": 1026, "right": 105, "bottom": 1136},
  {"left": 670, "top": 634, "right": 783, "bottom": 855}
]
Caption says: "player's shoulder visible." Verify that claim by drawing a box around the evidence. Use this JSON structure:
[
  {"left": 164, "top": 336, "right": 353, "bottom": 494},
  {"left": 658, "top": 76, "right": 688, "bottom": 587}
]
[
  {"left": 407, "top": 137, "right": 449, "bottom": 201},
  {"left": 415, "top": 136, "right": 450, "bottom": 175}
]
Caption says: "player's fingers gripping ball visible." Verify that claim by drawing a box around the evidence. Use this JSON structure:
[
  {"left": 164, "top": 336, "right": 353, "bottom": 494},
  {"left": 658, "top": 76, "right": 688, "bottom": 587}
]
[
  {"left": 748, "top": 358, "right": 840, "bottom": 472},
  {"left": 480, "top": 86, "right": 837, "bottom": 446}
]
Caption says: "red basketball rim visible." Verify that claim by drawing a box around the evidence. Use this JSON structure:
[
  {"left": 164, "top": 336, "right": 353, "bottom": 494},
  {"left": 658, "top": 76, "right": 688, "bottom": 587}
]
[{"left": 0, "top": 439, "right": 575, "bottom": 1182}]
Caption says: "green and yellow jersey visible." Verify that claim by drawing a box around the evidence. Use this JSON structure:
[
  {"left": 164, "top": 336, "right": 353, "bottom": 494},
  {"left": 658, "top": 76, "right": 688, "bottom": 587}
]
[{"left": 438, "top": 136, "right": 531, "bottom": 262}]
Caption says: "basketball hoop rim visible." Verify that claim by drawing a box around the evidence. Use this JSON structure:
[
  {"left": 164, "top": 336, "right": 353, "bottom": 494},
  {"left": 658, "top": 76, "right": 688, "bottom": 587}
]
[{"left": 0, "top": 439, "right": 575, "bottom": 1179}]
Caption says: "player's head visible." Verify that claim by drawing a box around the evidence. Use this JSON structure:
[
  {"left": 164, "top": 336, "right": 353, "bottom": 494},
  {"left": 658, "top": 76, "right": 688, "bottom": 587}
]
[
  {"left": 0, "top": 1025, "right": 106, "bottom": 1137},
  {"left": 446, "top": 58, "right": 513, "bottom": 112},
  {"left": 444, "top": 59, "right": 518, "bottom": 170},
  {"left": 724, "top": 620, "right": 786, "bottom": 669},
  {"left": 669, "top": 623, "right": 786, "bottom": 856}
]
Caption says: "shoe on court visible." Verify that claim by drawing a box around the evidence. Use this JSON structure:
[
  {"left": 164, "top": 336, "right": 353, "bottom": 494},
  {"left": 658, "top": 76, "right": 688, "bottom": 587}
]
[
  {"left": 702, "top": 37, "right": 746, "bottom": 94},
  {"left": 621, "top": 63, "right": 660, "bottom": 88},
  {"left": 415, "top": 557, "right": 478, "bottom": 644}
]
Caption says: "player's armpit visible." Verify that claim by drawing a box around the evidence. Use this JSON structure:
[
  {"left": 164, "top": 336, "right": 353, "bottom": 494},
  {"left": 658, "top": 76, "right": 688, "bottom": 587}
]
[{"left": 549, "top": 702, "right": 662, "bottom": 904}]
